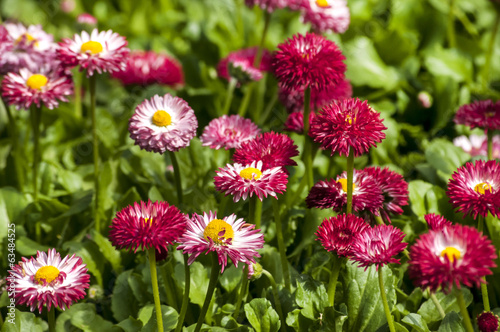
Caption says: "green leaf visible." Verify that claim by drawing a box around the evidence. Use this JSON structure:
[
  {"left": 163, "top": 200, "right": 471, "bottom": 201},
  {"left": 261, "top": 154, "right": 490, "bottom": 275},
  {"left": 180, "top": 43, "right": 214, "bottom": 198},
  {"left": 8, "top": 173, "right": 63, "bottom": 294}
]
[
  {"left": 408, "top": 180, "right": 433, "bottom": 218},
  {"left": 90, "top": 229, "right": 123, "bottom": 273},
  {"left": 15, "top": 236, "right": 49, "bottom": 257},
  {"left": 116, "top": 317, "right": 143, "bottom": 332},
  {"left": 424, "top": 139, "right": 469, "bottom": 180},
  {"left": 244, "top": 298, "right": 281, "bottom": 332},
  {"left": 63, "top": 240, "right": 104, "bottom": 287},
  {"left": 219, "top": 265, "right": 243, "bottom": 294},
  {"left": 418, "top": 289, "right": 472, "bottom": 324},
  {"left": 55, "top": 303, "right": 117, "bottom": 332},
  {"left": 402, "top": 313, "right": 430, "bottom": 332},
  {"left": 140, "top": 304, "right": 179, "bottom": 332},
  {"left": 174, "top": 261, "right": 209, "bottom": 306},
  {"left": 423, "top": 46, "right": 473, "bottom": 83},
  {"left": 294, "top": 274, "right": 329, "bottom": 320},
  {"left": 437, "top": 312, "right": 466, "bottom": 332},
  {"left": 111, "top": 270, "right": 145, "bottom": 321},
  {"left": 1, "top": 309, "right": 46, "bottom": 332}
]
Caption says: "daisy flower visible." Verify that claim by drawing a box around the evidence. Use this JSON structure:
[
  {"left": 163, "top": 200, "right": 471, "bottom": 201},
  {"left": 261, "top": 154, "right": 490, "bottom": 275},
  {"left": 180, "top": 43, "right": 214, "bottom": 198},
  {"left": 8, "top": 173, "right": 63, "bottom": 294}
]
[
  {"left": 284, "top": 111, "right": 316, "bottom": 134},
  {"left": 128, "top": 94, "right": 198, "bottom": 154},
  {"left": 350, "top": 224, "right": 407, "bottom": 270},
  {"left": 424, "top": 213, "right": 453, "bottom": 231},
  {"left": 177, "top": 211, "right": 264, "bottom": 272},
  {"left": 244, "top": 0, "right": 299, "bottom": 12},
  {"left": 310, "top": 98, "right": 386, "bottom": 157},
  {"left": 447, "top": 160, "right": 500, "bottom": 218},
  {"left": 77, "top": 13, "right": 97, "bottom": 26},
  {"left": 273, "top": 32, "right": 346, "bottom": 92},
  {"left": 298, "top": 0, "right": 350, "bottom": 34},
  {"left": 217, "top": 47, "right": 272, "bottom": 85},
  {"left": 57, "top": 28, "right": 129, "bottom": 76},
  {"left": 8, "top": 249, "right": 90, "bottom": 313},
  {"left": 408, "top": 224, "right": 497, "bottom": 293},
  {"left": 454, "top": 99, "right": 500, "bottom": 131},
  {"left": 316, "top": 213, "right": 370, "bottom": 257},
  {"left": 306, "top": 170, "right": 384, "bottom": 214},
  {"left": 112, "top": 50, "right": 184, "bottom": 87},
  {"left": 233, "top": 131, "right": 299, "bottom": 171},
  {"left": 453, "top": 134, "right": 500, "bottom": 159},
  {"left": 2, "top": 66, "right": 73, "bottom": 110},
  {"left": 200, "top": 115, "right": 260, "bottom": 150},
  {"left": 214, "top": 160, "right": 288, "bottom": 202},
  {"left": 109, "top": 200, "right": 187, "bottom": 255}
]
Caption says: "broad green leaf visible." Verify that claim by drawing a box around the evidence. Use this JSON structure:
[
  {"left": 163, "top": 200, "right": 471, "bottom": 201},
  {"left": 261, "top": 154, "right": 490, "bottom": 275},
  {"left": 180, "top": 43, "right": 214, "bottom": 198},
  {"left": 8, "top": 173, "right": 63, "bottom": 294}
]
[
  {"left": 425, "top": 139, "right": 469, "bottom": 180},
  {"left": 15, "top": 236, "right": 49, "bottom": 257},
  {"left": 174, "top": 261, "right": 209, "bottom": 306},
  {"left": 418, "top": 289, "right": 472, "bottom": 323},
  {"left": 402, "top": 313, "right": 430, "bottom": 332},
  {"left": 244, "top": 298, "right": 281, "bottom": 332},
  {"left": 56, "top": 303, "right": 116, "bottom": 332},
  {"left": 294, "top": 274, "right": 329, "bottom": 321},
  {"left": 90, "top": 229, "right": 122, "bottom": 273},
  {"left": 111, "top": 270, "right": 144, "bottom": 321},
  {"left": 408, "top": 180, "right": 433, "bottom": 218},
  {"left": 437, "top": 312, "right": 466, "bottom": 332},
  {"left": 116, "top": 317, "right": 143, "bottom": 332},
  {"left": 140, "top": 304, "right": 178, "bottom": 332},
  {"left": 423, "top": 46, "right": 473, "bottom": 83},
  {"left": 219, "top": 265, "right": 243, "bottom": 294},
  {"left": 1, "top": 309, "right": 46, "bottom": 332},
  {"left": 63, "top": 240, "right": 104, "bottom": 287}
]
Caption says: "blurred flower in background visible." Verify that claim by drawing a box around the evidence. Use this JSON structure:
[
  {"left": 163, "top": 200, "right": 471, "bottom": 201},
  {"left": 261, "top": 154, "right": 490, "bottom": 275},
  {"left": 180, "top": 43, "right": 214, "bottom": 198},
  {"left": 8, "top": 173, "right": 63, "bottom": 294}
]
[
  {"left": 453, "top": 134, "right": 500, "bottom": 159},
  {"left": 217, "top": 47, "right": 272, "bottom": 86},
  {"left": 200, "top": 115, "right": 260, "bottom": 150},
  {"left": 297, "top": 0, "right": 350, "bottom": 34}
]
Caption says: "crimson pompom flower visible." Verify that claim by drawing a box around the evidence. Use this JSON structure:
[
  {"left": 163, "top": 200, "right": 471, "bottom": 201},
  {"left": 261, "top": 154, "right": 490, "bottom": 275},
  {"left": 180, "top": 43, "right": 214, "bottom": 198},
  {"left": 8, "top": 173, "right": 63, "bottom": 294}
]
[
  {"left": 316, "top": 213, "right": 370, "bottom": 257},
  {"left": 109, "top": 200, "right": 187, "bottom": 256},
  {"left": 306, "top": 170, "right": 384, "bottom": 213},
  {"left": 424, "top": 213, "right": 452, "bottom": 231},
  {"left": 200, "top": 115, "right": 260, "bottom": 150},
  {"left": 447, "top": 160, "right": 500, "bottom": 219},
  {"left": 408, "top": 224, "right": 497, "bottom": 293},
  {"left": 298, "top": 0, "right": 350, "bottom": 34},
  {"left": 273, "top": 32, "right": 346, "bottom": 92},
  {"left": 112, "top": 50, "right": 184, "bottom": 87},
  {"left": 310, "top": 98, "right": 386, "bottom": 157},
  {"left": 284, "top": 111, "right": 315, "bottom": 134},
  {"left": 350, "top": 224, "right": 407, "bottom": 270},
  {"left": 8, "top": 249, "right": 90, "bottom": 313},
  {"left": 217, "top": 47, "right": 272, "bottom": 85},
  {"left": 2, "top": 67, "right": 73, "bottom": 110},
  {"left": 454, "top": 100, "right": 500, "bottom": 130},
  {"left": 58, "top": 28, "right": 129, "bottom": 76},
  {"left": 214, "top": 160, "right": 288, "bottom": 202},
  {"left": 477, "top": 311, "right": 500, "bottom": 332},
  {"left": 128, "top": 94, "right": 198, "bottom": 154},
  {"left": 177, "top": 211, "right": 264, "bottom": 272},
  {"left": 233, "top": 131, "right": 299, "bottom": 171}
]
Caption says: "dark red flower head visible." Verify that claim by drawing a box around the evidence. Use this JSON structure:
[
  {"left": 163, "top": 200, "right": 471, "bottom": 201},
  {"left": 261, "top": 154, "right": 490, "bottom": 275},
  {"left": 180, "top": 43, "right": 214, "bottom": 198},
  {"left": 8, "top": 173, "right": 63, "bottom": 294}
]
[
  {"left": 477, "top": 311, "right": 500, "bottom": 332},
  {"left": 454, "top": 99, "right": 500, "bottom": 131},
  {"left": 424, "top": 213, "right": 452, "bottom": 231}
]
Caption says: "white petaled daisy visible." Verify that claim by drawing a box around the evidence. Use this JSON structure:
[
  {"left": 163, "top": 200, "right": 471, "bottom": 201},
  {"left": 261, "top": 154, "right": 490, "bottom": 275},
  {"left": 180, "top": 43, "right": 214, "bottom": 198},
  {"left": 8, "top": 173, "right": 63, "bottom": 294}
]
[
  {"left": 200, "top": 115, "right": 260, "bottom": 150},
  {"left": 57, "top": 28, "right": 129, "bottom": 76},
  {"left": 214, "top": 160, "right": 288, "bottom": 202},
  {"left": 177, "top": 211, "right": 264, "bottom": 272},
  {"left": 128, "top": 94, "right": 198, "bottom": 153},
  {"left": 8, "top": 249, "right": 90, "bottom": 313},
  {"left": 300, "top": 0, "right": 350, "bottom": 34}
]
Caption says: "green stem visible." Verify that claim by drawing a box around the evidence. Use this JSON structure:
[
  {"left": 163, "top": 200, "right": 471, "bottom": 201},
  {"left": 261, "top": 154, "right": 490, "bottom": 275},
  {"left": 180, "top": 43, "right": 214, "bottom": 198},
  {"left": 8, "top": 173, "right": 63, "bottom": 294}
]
[
  {"left": 30, "top": 105, "right": 41, "bottom": 202},
  {"left": 248, "top": 197, "right": 263, "bottom": 229},
  {"left": 164, "top": 259, "right": 179, "bottom": 310},
  {"left": 222, "top": 78, "right": 238, "bottom": 115},
  {"left": 48, "top": 307, "right": 55, "bottom": 332},
  {"left": 89, "top": 75, "right": 100, "bottom": 233},
  {"left": 259, "top": 92, "right": 279, "bottom": 127},
  {"left": 149, "top": 248, "right": 164, "bottom": 332},
  {"left": 378, "top": 268, "right": 396, "bottom": 332},
  {"left": 302, "top": 86, "right": 313, "bottom": 189},
  {"left": 233, "top": 265, "right": 249, "bottom": 320},
  {"left": 262, "top": 269, "right": 287, "bottom": 332},
  {"left": 218, "top": 194, "right": 230, "bottom": 217},
  {"left": 455, "top": 288, "right": 474, "bottom": 332},
  {"left": 477, "top": 215, "right": 491, "bottom": 311},
  {"left": 237, "top": 83, "right": 254, "bottom": 118},
  {"left": 168, "top": 151, "right": 183, "bottom": 206},
  {"left": 429, "top": 292, "right": 446, "bottom": 320},
  {"left": 374, "top": 213, "right": 385, "bottom": 225},
  {"left": 4, "top": 102, "right": 25, "bottom": 190},
  {"left": 487, "top": 130, "right": 493, "bottom": 160},
  {"left": 482, "top": 10, "right": 500, "bottom": 89},
  {"left": 253, "top": 11, "right": 271, "bottom": 68},
  {"left": 175, "top": 254, "right": 191, "bottom": 332},
  {"left": 346, "top": 150, "right": 354, "bottom": 214},
  {"left": 327, "top": 254, "right": 343, "bottom": 307},
  {"left": 447, "top": 0, "right": 456, "bottom": 48},
  {"left": 272, "top": 199, "right": 291, "bottom": 291},
  {"left": 194, "top": 252, "right": 220, "bottom": 332},
  {"left": 74, "top": 71, "right": 82, "bottom": 118}
]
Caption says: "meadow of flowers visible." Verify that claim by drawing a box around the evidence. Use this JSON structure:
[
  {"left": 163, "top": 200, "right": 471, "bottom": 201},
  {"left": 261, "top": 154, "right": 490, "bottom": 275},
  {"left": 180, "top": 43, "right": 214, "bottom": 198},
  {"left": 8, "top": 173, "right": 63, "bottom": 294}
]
[{"left": 1, "top": 0, "right": 500, "bottom": 331}]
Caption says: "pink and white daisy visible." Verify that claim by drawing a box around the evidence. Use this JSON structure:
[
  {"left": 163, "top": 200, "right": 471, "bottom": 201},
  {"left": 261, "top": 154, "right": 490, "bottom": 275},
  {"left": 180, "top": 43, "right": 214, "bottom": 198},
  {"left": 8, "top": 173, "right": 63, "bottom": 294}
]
[
  {"left": 177, "top": 211, "right": 264, "bottom": 273},
  {"left": 217, "top": 47, "right": 272, "bottom": 85},
  {"left": 424, "top": 213, "right": 453, "bottom": 231},
  {"left": 8, "top": 249, "right": 90, "bottom": 313},
  {"left": 310, "top": 98, "right": 387, "bottom": 157},
  {"left": 447, "top": 160, "right": 500, "bottom": 218},
  {"left": 244, "top": 0, "right": 300, "bottom": 12},
  {"left": 453, "top": 134, "right": 500, "bottom": 159},
  {"left": 2, "top": 66, "right": 73, "bottom": 110},
  {"left": 77, "top": 13, "right": 97, "bottom": 26},
  {"left": 112, "top": 50, "right": 184, "bottom": 87},
  {"left": 306, "top": 170, "right": 384, "bottom": 214},
  {"left": 454, "top": 100, "right": 500, "bottom": 131},
  {"left": 109, "top": 200, "right": 187, "bottom": 255},
  {"left": 316, "top": 213, "right": 370, "bottom": 257},
  {"left": 350, "top": 224, "right": 407, "bottom": 270},
  {"left": 232, "top": 131, "right": 299, "bottom": 171},
  {"left": 128, "top": 94, "right": 198, "bottom": 154},
  {"left": 273, "top": 32, "right": 346, "bottom": 92},
  {"left": 200, "top": 115, "right": 260, "bottom": 150},
  {"left": 408, "top": 224, "right": 497, "bottom": 293},
  {"left": 214, "top": 160, "right": 288, "bottom": 202},
  {"left": 298, "top": 0, "right": 350, "bottom": 34},
  {"left": 57, "top": 28, "right": 129, "bottom": 76}
]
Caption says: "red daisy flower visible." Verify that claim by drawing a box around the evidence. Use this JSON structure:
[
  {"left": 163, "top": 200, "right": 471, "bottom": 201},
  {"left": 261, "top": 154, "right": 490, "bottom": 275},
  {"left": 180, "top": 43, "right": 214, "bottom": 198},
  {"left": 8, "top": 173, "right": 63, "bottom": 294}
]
[
  {"left": 477, "top": 311, "right": 500, "bottom": 332},
  {"left": 424, "top": 213, "right": 453, "bottom": 231},
  {"left": 310, "top": 98, "right": 386, "bottom": 157},
  {"left": 447, "top": 160, "right": 500, "bottom": 219},
  {"left": 454, "top": 100, "right": 500, "bottom": 131},
  {"left": 306, "top": 170, "right": 384, "bottom": 213},
  {"left": 284, "top": 111, "right": 316, "bottom": 134},
  {"left": 109, "top": 200, "right": 187, "bottom": 256},
  {"left": 217, "top": 47, "right": 272, "bottom": 85},
  {"left": 233, "top": 131, "right": 299, "bottom": 171},
  {"left": 316, "top": 213, "right": 370, "bottom": 257},
  {"left": 200, "top": 115, "right": 260, "bottom": 150},
  {"left": 408, "top": 224, "right": 497, "bottom": 293},
  {"left": 273, "top": 32, "right": 346, "bottom": 92},
  {"left": 350, "top": 224, "right": 407, "bottom": 270},
  {"left": 214, "top": 160, "right": 288, "bottom": 202},
  {"left": 298, "top": 0, "right": 350, "bottom": 34}
]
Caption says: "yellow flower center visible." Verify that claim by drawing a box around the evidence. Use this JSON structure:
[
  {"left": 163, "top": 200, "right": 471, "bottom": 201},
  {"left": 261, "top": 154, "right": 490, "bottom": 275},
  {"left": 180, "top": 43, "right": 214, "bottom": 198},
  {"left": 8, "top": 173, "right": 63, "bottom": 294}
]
[
  {"left": 144, "top": 217, "right": 153, "bottom": 226},
  {"left": 80, "top": 40, "right": 103, "bottom": 54},
  {"left": 440, "top": 247, "right": 461, "bottom": 263},
  {"left": 152, "top": 110, "right": 172, "bottom": 127},
  {"left": 240, "top": 167, "right": 262, "bottom": 180},
  {"left": 204, "top": 219, "right": 234, "bottom": 244},
  {"left": 316, "top": 0, "right": 330, "bottom": 7},
  {"left": 337, "top": 178, "right": 356, "bottom": 192},
  {"left": 26, "top": 74, "right": 48, "bottom": 90},
  {"left": 34, "top": 266, "right": 60, "bottom": 285},
  {"left": 474, "top": 182, "right": 492, "bottom": 195},
  {"left": 346, "top": 114, "right": 355, "bottom": 125},
  {"left": 16, "top": 33, "right": 38, "bottom": 45}
]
